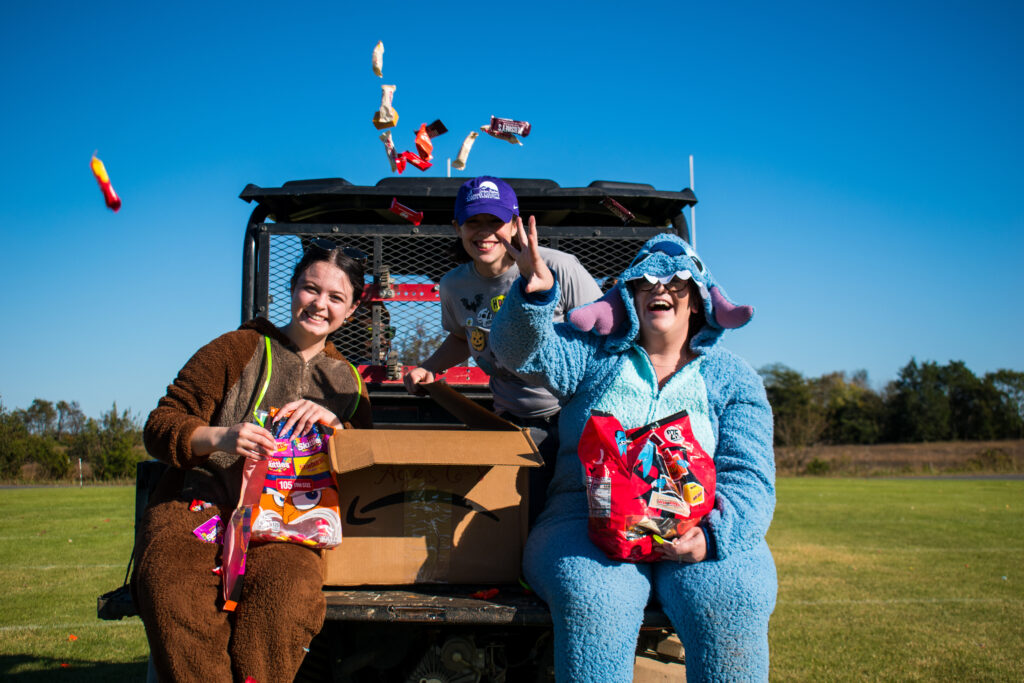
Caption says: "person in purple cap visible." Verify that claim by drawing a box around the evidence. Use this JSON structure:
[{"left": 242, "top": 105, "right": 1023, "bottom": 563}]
[{"left": 403, "top": 176, "right": 602, "bottom": 524}]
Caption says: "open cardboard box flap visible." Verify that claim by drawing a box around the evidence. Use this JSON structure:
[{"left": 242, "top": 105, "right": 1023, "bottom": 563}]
[{"left": 330, "top": 380, "right": 542, "bottom": 474}]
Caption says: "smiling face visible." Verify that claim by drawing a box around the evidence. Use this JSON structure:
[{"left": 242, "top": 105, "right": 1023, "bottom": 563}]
[
  {"left": 453, "top": 213, "right": 516, "bottom": 277},
  {"left": 289, "top": 260, "right": 359, "bottom": 345},
  {"left": 633, "top": 278, "right": 701, "bottom": 349}
]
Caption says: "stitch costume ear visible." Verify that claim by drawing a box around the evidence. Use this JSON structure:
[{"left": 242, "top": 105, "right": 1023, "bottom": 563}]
[
  {"left": 709, "top": 286, "right": 753, "bottom": 329},
  {"left": 569, "top": 287, "right": 626, "bottom": 335}
]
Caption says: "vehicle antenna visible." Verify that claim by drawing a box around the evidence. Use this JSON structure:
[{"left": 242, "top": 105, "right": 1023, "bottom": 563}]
[{"left": 689, "top": 154, "right": 697, "bottom": 249}]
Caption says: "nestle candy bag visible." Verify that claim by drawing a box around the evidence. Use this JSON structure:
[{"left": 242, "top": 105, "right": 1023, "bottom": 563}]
[
  {"left": 222, "top": 410, "right": 342, "bottom": 611},
  {"left": 578, "top": 409, "right": 715, "bottom": 562}
]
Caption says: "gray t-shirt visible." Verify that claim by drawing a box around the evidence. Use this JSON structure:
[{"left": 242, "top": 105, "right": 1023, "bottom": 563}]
[{"left": 440, "top": 246, "right": 602, "bottom": 418}]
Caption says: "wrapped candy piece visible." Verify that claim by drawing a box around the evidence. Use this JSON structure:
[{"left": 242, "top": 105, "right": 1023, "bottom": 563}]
[
  {"left": 414, "top": 124, "right": 433, "bottom": 161},
  {"left": 372, "top": 84, "right": 399, "bottom": 130},
  {"left": 399, "top": 150, "right": 431, "bottom": 171},
  {"left": 425, "top": 119, "right": 448, "bottom": 138},
  {"left": 379, "top": 130, "right": 400, "bottom": 172},
  {"left": 371, "top": 40, "right": 384, "bottom": 77},
  {"left": 192, "top": 515, "right": 223, "bottom": 543},
  {"left": 489, "top": 115, "right": 531, "bottom": 138},
  {"left": 600, "top": 196, "right": 636, "bottom": 225},
  {"left": 390, "top": 197, "right": 423, "bottom": 226},
  {"left": 480, "top": 124, "right": 522, "bottom": 145},
  {"left": 451, "top": 131, "right": 478, "bottom": 170},
  {"left": 90, "top": 154, "right": 122, "bottom": 212}
]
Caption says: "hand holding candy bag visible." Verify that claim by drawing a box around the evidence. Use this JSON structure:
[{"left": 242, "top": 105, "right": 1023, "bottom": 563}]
[{"left": 578, "top": 409, "right": 715, "bottom": 563}]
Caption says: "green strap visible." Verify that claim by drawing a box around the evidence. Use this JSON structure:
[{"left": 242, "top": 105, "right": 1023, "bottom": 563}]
[
  {"left": 346, "top": 362, "right": 363, "bottom": 420},
  {"left": 252, "top": 336, "right": 273, "bottom": 426}
]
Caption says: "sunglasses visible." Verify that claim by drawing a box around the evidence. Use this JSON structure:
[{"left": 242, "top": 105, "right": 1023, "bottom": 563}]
[
  {"left": 307, "top": 238, "right": 369, "bottom": 265},
  {"left": 629, "top": 273, "right": 693, "bottom": 293}
]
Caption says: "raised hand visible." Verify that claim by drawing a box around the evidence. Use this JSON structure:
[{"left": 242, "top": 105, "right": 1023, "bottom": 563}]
[{"left": 501, "top": 216, "right": 554, "bottom": 294}]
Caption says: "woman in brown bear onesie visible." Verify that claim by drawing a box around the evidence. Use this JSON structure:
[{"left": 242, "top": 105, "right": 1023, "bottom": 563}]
[{"left": 133, "top": 241, "right": 373, "bottom": 682}]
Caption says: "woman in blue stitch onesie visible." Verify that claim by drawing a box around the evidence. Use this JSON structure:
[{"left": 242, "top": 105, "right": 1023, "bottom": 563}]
[{"left": 490, "top": 219, "right": 777, "bottom": 682}]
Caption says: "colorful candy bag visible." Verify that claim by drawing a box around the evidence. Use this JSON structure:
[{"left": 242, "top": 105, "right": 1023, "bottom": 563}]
[
  {"left": 578, "top": 409, "right": 715, "bottom": 562},
  {"left": 250, "top": 416, "right": 342, "bottom": 548},
  {"left": 221, "top": 412, "right": 342, "bottom": 611}
]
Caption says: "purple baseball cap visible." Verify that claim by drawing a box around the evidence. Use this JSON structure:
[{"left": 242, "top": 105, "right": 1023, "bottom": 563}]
[{"left": 454, "top": 176, "right": 519, "bottom": 225}]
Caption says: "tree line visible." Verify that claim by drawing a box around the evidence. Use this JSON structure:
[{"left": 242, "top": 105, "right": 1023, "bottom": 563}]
[
  {"left": 761, "top": 359, "right": 1024, "bottom": 448},
  {"left": 0, "top": 397, "right": 145, "bottom": 480},
  {"left": 3, "top": 358, "right": 1024, "bottom": 480}
]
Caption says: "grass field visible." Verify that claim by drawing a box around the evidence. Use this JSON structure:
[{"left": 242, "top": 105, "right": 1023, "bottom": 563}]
[{"left": 1, "top": 480, "right": 1022, "bottom": 682}]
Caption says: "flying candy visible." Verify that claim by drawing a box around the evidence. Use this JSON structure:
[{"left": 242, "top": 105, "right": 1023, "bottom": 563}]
[
  {"left": 372, "top": 84, "right": 399, "bottom": 130},
  {"left": 451, "top": 131, "right": 478, "bottom": 170},
  {"left": 390, "top": 198, "right": 423, "bottom": 226},
  {"left": 398, "top": 150, "right": 431, "bottom": 171},
  {"left": 379, "top": 130, "right": 401, "bottom": 172},
  {"left": 372, "top": 41, "right": 384, "bottom": 77},
  {"left": 90, "top": 154, "right": 122, "bottom": 212}
]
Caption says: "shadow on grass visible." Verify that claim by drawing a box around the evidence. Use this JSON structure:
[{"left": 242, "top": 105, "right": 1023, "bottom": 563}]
[{"left": 0, "top": 655, "right": 148, "bottom": 682}]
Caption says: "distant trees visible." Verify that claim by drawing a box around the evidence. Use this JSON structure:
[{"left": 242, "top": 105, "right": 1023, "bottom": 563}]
[
  {"left": 761, "top": 360, "right": 1024, "bottom": 447},
  {"left": 0, "top": 396, "right": 145, "bottom": 481}
]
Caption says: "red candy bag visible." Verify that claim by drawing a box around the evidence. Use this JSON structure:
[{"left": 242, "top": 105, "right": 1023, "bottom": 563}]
[{"left": 578, "top": 409, "right": 715, "bottom": 562}]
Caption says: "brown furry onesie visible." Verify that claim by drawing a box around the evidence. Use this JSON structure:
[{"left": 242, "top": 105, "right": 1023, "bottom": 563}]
[{"left": 132, "top": 317, "right": 372, "bottom": 683}]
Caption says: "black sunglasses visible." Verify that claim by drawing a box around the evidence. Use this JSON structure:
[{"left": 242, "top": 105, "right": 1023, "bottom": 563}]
[{"left": 307, "top": 238, "right": 369, "bottom": 264}]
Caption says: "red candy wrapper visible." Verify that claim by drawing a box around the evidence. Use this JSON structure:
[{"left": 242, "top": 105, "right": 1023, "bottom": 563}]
[
  {"left": 90, "top": 154, "right": 122, "bottom": 212},
  {"left": 600, "top": 196, "right": 636, "bottom": 225},
  {"left": 578, "top": 409, "right": 715, "bottom": 563},
  {"left": 414, "top": 124, "right": 433, "bottom": 161},
  {"left": 489, "top": 115, "right": 531, "bottom": 138},
  {"left": 399, "top": 150, "right": 431, "bottom": 171},
  {"left": 390, "top": 197, "right": 423, "bottom": 226}
]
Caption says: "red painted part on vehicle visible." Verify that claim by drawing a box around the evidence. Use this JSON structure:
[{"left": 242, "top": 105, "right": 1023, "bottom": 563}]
[
  {"left": 357, "top": 365, "right": 490, "bottom": 386},
  {"left": 361, "top": 283, "right": 440, "bottom": 302}
]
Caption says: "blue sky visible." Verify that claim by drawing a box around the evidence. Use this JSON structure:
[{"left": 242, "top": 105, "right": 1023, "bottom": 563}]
[{"left": 1, "top": 1, "right": 1021, "bottom": 419}]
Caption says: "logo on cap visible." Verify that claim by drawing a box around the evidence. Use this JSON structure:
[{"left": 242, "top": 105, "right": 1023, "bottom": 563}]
[{"left": 468, "top": 180, "right": 501, "bottom": 202}]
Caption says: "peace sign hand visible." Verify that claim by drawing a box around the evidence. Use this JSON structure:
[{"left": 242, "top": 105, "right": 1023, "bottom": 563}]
[{"left": 501, "top": 216, "right": 554, "bottom": 294}]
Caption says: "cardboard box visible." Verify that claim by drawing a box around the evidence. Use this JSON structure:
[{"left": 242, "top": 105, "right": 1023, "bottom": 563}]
[{"left": 323, "top": 383, "right": 541, "bottom": 586}]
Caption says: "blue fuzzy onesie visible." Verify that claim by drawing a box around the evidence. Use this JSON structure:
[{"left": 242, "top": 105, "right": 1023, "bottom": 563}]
[{"left": 490, "top": 233, "right": 777, "bottom": 682}]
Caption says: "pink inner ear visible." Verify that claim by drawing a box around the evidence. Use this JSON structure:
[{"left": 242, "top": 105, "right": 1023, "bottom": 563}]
[
  {"left": 710, "top": 286, "right": 753, "bottom": 329},
  {"left": 569, "top": 288, "right": 625, "bottom": 335}
]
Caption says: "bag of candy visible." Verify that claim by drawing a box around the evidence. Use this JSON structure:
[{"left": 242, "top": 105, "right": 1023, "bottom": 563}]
[
  {"left": 248, "top": 411, "right": 342, "bottom": 548},
  {"left": 578, "top": 409, "right": 715, "bottom": 562},
  {"left": 222, "top": 410, "right": 343, "bottom": 611}
]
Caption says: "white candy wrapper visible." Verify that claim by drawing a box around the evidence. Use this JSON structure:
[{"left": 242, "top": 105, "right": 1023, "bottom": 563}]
[
  {"left": 452, "top": 131, "right": 479, "bottom": 170},
  {"left": 372, "top": 84, "right": 399, "bottom": 130},
  {"left": 372, "top": 41, "right": 384, "bottom": 77}
]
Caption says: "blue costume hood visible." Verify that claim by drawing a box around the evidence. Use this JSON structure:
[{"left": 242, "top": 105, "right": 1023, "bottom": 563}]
[{"left": 568, "top": 233, "right": 753, "bottom": 353}]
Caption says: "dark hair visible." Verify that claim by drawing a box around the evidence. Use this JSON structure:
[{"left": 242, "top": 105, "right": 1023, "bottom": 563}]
[{"left": 290, "top": 244, "right": 366, "bottom": 304}]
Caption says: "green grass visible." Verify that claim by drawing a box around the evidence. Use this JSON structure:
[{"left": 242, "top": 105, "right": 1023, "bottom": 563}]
[
  {"left": 1, "top": 480, "right": 1022, "bottom": 681},
  {"left": 768, "top": 478, "right": 1024, "bottom": 681},
  {"left": 0, "top": 486, "right": 147, "bottom": 681}
]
